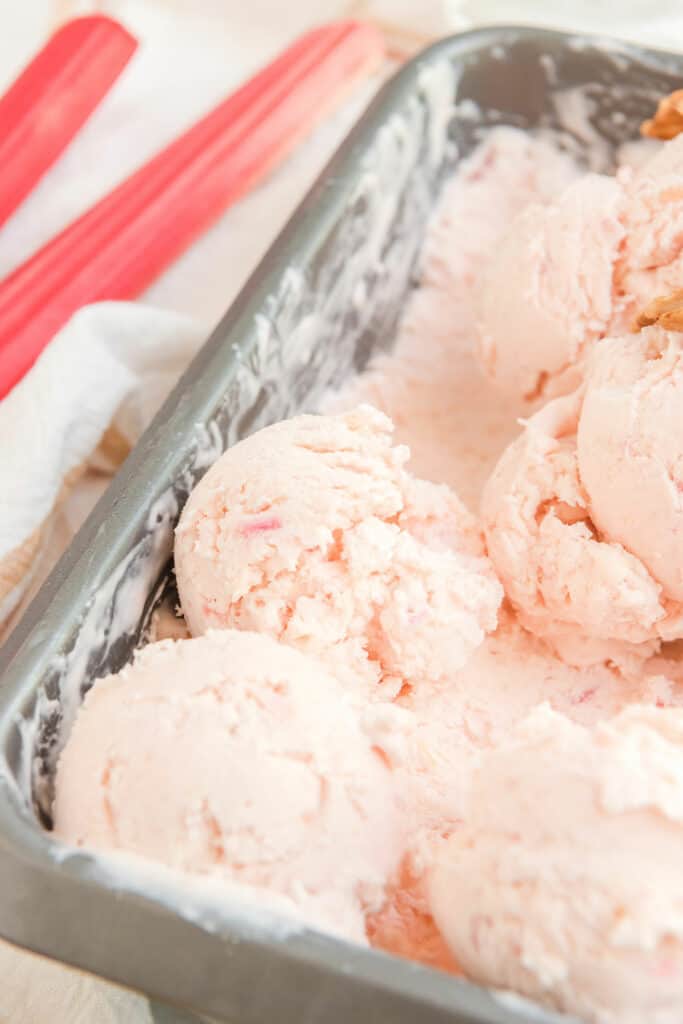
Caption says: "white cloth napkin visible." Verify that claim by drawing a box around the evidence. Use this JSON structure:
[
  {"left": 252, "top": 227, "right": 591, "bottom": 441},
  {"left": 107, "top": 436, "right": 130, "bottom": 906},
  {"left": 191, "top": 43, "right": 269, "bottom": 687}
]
[
  {"left": 0, "top": 304, "right": 204, "bottom": 630},
  {"left": 1, "top": 0, "right": 681, "bottom": 1020}
]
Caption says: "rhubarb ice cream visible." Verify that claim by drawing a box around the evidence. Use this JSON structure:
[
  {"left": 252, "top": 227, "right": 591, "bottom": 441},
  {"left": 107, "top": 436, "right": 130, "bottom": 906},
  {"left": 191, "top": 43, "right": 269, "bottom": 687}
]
[
  {"left": 428, "top": 703, "right": 683, "bottom": 1024},
  {"left": 54, "top": 630, "right": 403, "bottom": 941},
  {"left": 482, "top": 381, "right": 683, "bottom": 664},
  {"left": 366, "top": 854, "right": 461, "bottom": 974},
  {"left": 476, "top": 133, "right": 683, "bottom": 402},
  {"left": 174, "top": 405, "right": 502, "bottom": 697},
  {"left": 366, "top": 613, "right": 683, "bottom": 975},
  {"left": 476, "top": 174, "right": 624, "bottom": 402},
  {"left": 617, "top": 134, "right": 683, "bottom": 326},
  {"left": 578, "top": 326, "right": 683, "bottom": 604},
  {"left": 391, "top": 609, "right": 683, "bottom": 830}
]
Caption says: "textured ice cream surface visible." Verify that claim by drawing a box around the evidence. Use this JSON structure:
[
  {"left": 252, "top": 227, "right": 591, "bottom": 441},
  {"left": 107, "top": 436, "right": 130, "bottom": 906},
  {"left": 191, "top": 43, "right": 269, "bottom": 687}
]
[
  {"left": 474, "top": 133, "right": 683, "bottom": 403},
  {"left": 53, "top": 630, "right": 404, "bottom": 942},
  {"left": 392, "top": 609, "right": 683, "bottom": 829},
  {"left": 428, "top": 703, "right": 683, "bottom": 1024},
  {"left": 368, "top": 612, "right": 683, "bottom": 975},
  {"left": 482, "top": 384, "right": 683, "bottom": 663},
  {"left": 578, "top": 326, "right": 683, "bottom": 604},
  {"left": 476, "top": 174, "right": 624, "bottom": 402},
  {"left": 324, "top": 128, "right": 580, "bottom": 508},
  {"left": 617, "top": 134, "right": 683, "bottom": 326},
  {"left": 175, "top": 406, "right": 502, "bottom": 697},
  {"left": 316, "top": 128, "right": 683, "bottom": 995}
]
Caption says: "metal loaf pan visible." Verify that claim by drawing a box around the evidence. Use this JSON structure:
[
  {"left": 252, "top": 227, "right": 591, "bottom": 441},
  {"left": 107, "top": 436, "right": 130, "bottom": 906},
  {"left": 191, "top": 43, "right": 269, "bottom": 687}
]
[{"left": 0, "top": 25, "right": 681, "bottom": 1024}]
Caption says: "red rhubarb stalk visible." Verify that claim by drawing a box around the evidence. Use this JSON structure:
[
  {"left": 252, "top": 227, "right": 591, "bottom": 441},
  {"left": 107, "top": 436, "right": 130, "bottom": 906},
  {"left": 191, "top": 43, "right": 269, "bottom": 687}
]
[
  {"left": 0, "top": 16, "right": 137, "bottom": 228},
  {"left": 0, "top": 20, "right": 384, "bottom": 399}
]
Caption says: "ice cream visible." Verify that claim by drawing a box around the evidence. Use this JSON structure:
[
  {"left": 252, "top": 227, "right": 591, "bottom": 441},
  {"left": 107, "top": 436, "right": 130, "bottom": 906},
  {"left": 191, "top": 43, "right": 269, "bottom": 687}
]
[
  {"left": 476, "top": 174, "right": 624, "bottom": 402},
  {"left": 391, "top": 608, "right": 682, "bottom": 828},
  {"left": 366, "top": 854, "right": 461, "bottom": 974},
  {"left": 366, "top": 611, "right": 683, "bottom": 977},
  {"left": 578, "top": 325, "right": 683, "bottom": 604},
  {"left": 54, "top": 630, "right": 404, "bottom": 941},
  {"left": 323, "top": 127, "right": 579, "bottom": 505},
  {"left": 174, "top": 405, "right": 502, "bottom": 698},
  {"left": 428, "top": 703, "right": 683, "bottom": 1024},
  {"left": 616, "top": 135, "right": 683, "bottom": 327},
  {"left": 475, "top": 133, "right": 683, "bottom": 402},
  {"left": 482, "top": 374, "right": 683, "bottom": 664}
]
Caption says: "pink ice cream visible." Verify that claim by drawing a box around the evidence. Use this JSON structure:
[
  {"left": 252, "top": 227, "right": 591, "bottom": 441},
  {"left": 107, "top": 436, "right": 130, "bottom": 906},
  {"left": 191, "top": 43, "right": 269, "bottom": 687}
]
[
  {"left": 617, "top": 134, "right": 683, "bottom": 325},
  {"left": 366, "top": 854, "right": 461, "bottom": 974},
  {"left": 578, "top": 326, "right": 683, "bottom": 604},
  {"left": 366, "top": 612, "right": 683, "bottom": 974},
  {"left": 476, "top": 174, "right": 624, "bottom": 401},
  {"left": 174, "top": 406, "right": 502, "bottom": 698},
  {"left": 428, "top": 703, "right": 683, "bottom": 1024},
  {"left": 54, "top": 630, "right": 403, "bottom": 942},
  {"left": 324, "top": 128, "right": 579, "bottom": 505},
  {"left": 476, "top": 134, "right": 683, "bottom": 402},
  {"left": 391, "top": 608, "right": 683, "bottom": 830},
  {"left": 482, "top": 382, "right": 683, "bottom": 664}
]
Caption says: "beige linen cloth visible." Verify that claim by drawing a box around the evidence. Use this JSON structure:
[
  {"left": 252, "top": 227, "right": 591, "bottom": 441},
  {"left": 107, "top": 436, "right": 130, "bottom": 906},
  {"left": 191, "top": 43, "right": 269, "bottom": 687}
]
[{"left": 1, "top": 0, "right": 680, "bottom": 1020}]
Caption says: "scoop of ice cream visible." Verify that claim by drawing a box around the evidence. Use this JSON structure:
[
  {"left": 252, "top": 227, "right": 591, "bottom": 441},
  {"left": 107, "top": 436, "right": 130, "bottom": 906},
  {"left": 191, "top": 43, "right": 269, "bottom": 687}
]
[
  {"left": 364, "top": 612, "right": 683, "bottom": 968},
  {"left": 390, "top": 607, "right": 683, "bottom": 836},
  {"left": 476, "top": 174, "right": 624, "bottom": 402},
  {"left": 53, "top": 631, "right": 404, "bottom": 942},
  {"left": 578, "top": 326, "right": 683, "bottom": 604},
  {"left": 616, "top": 134, "right": 683, "bottom": 325},
  {"left": 175, "top": 406, "right": 502, "bottom": 697},
  {"left": 428, "top": 703, "right": 683, "bottom": 1024},
  {"left": 482, "top": 388, "right": 683, "bottom": 662}
]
